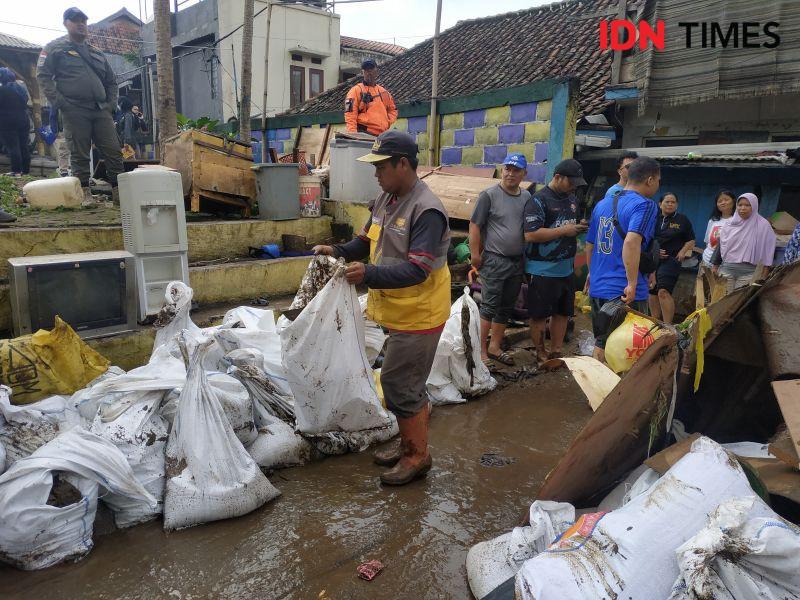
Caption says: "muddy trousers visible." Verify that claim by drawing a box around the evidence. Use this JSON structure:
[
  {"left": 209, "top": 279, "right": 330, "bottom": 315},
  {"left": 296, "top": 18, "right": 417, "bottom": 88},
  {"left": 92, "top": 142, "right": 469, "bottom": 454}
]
[
  {"left": 380, "top": 331, "right": 441, "bottom": 419},
  {"left": 61, "top": 104, "right": 124, "bottom": 187}
]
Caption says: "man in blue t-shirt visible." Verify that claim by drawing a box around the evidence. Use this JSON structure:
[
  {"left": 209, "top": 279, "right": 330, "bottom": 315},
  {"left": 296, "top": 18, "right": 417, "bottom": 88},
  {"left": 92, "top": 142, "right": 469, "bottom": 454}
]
[
  {"left": 605, "top": 150, "right": 638, "bottom": 198},
  {"left": 585, "top": 156, "right": 660, "bottom": 358},
  {"left": 524, "top": 159, "right": 587, "bottom": 361}
]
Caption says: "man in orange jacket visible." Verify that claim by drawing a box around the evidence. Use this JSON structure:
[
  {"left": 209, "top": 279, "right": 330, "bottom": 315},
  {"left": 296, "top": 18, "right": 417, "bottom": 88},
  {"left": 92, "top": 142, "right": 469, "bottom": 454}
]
[{"left": 344, "top": 59, "right": 397, "bottom": 136}]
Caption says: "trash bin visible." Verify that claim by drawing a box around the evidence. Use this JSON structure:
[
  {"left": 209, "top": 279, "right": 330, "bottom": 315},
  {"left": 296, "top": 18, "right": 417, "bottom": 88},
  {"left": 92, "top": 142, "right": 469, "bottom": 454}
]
[
  {"left": 251, "top": 163, "right": 300, "bottom": 221},
  {"left": 329, "top": 138, "right": 382, "bottom": 204}
]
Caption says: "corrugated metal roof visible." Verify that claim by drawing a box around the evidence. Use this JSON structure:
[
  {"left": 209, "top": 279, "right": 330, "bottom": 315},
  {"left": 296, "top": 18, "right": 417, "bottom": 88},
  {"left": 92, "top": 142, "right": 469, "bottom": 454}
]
[
  {"left": 657, "top": 155, "right": 792, "bottom": 165},
  {"left": 0, "top": 32, "right": 41, "bottom": 51}
]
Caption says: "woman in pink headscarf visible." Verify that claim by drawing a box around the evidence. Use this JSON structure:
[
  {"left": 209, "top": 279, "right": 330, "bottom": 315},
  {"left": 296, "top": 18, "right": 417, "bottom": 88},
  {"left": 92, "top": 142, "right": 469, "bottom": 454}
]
[{"left": 711, "top": 193, "right": 776, "bottom": 292}]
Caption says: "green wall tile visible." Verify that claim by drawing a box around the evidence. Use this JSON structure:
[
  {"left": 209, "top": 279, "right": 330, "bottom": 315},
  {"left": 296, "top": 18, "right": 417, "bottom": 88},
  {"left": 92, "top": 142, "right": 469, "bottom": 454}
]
[
  {"left": 461, "top": 146, "right": 483, "bottom": 165},
  {"left": 507, "top": 143, "right": 534, "bottom": 162},
  {"left": 524, "top": 121, "right": 550, "bottom": 143},
  {"left": 439, "top": 129, "right": 454, "bottom": 147},
  {"left": 442, "top": 113, "right": 463, "bottom": 130},
  {"left": 485, "top": 106, "right": 510, "bottom": 126},
  {"left": 416, "top": 132, "right": 429, "bottom": 150},
  {"left": 536, "top": 100, "right": 552, "bottom": 121},
  {"left": 393, "top": 118, "right": 408, "bottom": 131},
  {"left": 474, "top": 126, "right": 498, "bottom": 145}
]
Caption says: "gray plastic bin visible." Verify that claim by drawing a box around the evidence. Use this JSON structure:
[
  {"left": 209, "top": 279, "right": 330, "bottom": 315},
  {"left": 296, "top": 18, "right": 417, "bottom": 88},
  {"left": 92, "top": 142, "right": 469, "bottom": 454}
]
[
  {"left": 329, "top": 138, "right": 382, "bottom": 204},
  {"left": 251, "top": 163, "right": 300, "bottom": 220}
]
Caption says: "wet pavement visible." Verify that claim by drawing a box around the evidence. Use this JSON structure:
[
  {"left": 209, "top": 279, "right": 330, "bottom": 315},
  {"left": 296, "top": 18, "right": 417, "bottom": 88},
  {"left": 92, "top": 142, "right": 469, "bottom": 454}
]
[{"left": 1, "top": 358, "right": 593, "bottom": 600}]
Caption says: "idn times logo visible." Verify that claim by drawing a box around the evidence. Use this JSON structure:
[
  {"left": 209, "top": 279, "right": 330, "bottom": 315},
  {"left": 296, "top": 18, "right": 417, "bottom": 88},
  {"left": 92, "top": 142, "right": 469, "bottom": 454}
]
[{"left": 599, "top": 20, "right": 781, "bottom": 51}]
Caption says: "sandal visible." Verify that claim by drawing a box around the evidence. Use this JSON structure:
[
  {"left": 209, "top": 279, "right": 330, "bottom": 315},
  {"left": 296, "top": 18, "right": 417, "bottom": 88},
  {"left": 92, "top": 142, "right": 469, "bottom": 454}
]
[{"left": 487, "top": 350, "right": 514, "bottom": 366}]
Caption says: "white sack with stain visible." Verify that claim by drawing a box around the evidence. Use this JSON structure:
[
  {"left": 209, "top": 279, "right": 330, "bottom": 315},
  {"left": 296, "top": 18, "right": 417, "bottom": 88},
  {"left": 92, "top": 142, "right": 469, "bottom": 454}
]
[
  {"left": 281, "top": 261, "right": 393, "bottom": 435},
  {"left": 515, "top": 437, "right": 772, "bottom": 600}
]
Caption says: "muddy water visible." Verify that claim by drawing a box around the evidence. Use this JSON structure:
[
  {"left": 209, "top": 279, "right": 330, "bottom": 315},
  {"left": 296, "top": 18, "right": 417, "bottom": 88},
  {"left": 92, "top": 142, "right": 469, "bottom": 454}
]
[{"left": 1, "top": 371, "right": 592, "bottom": 600}]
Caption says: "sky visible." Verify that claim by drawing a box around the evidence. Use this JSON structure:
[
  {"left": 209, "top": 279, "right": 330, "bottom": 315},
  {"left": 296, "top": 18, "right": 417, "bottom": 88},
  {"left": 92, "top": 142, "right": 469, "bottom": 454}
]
[{"left": 3, "top": 0, "right": 551, "bottom": 48}]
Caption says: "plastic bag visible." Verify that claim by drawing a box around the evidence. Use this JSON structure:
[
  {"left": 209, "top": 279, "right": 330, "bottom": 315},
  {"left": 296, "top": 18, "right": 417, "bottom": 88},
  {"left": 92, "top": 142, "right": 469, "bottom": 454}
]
[
  {"left": 90, "top": 391, "right": 168, "bottom": 527},
  {"left": 467, "top": 501, "right": 575, "bottom": 599},
  {"left": 0, "top": 316, "right": 110, "bottom": 404},
  {"left": 605, "top": 312, "right": 665, "bottom": 373},
  {"left": 0, "top": 387, "right": 81, "bottom": 468},
  {"left": 281, "top": 261, "right": 393, "bottom": 435},
  {"left": 163, "top": 337, "right": 279, "bottom": 531},
  {"left": 427, "top": 287, "right": 496, "bottom": 405},
  {"left": 515, "top": 437, "right": 773, "bottom": 600},
  {"left": 575, "top": 330, "right": 595, "bottom": 356},
  {"left": 0, "top": 427, "right": 155, "bottom": 570},
  {"left": 221, "top": 306, "right": 277, "bottom": 332},
  {"left": 669, "top": 496, "right": 800, "bottom": 600}
]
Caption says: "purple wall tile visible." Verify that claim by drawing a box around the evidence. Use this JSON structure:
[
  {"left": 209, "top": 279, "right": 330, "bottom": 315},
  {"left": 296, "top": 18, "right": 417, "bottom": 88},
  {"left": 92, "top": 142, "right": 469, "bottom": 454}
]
[
  {"left": 267, "top": 130, "right": 277, "bottom": 141},
  {"left": 454, "top": 129, "right": 474, "bottom": 146},
  {"left": 463, "top": 109, "right": 486, "bottom": 128},
  {"left": 498, "top": 124, "right": 525, "bottom": 144},
  {"left": 441, "top": 146, "right": 462, "bottom": 165},
  {"left": 484, "top": 144, "right": 508, "bottom": 164},
  {"left": 510, "top": 102, "right": 538, "bottom": 123},
  {"left": 534, "top": 142, "right": 549, "bottom": 163},
  {"left": 407, "top": 116, "right": 428, "bottom": 134},
  {"left": 525, "top": 163, "right": 547, "bottom": 184},
  {"left": 276, "top": 128, "right": 292, "bottom": 141},
  {"left": 269, "top": 141, "right": 284, "bottom": 153},
  {"left": 251, "top": 130, "right": 263, "bottom": 141}
]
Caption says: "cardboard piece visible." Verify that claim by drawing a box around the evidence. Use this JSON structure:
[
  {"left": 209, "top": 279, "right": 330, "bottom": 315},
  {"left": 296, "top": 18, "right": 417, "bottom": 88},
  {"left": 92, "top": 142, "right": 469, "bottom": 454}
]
[
  {"left": 772, "top": 379, "right": 800, "bottom": 465},
  {"left": 561, "top": 356, "right": 621, "bottom": 411},
  {"left": 769, "top": 429, "right": 800, "bottom": 471}
]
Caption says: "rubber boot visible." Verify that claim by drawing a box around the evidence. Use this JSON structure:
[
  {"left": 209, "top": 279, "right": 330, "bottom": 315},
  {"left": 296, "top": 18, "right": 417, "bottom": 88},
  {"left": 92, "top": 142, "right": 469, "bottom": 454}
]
[
  {"left": 380, "top": 407, "right": 432, "bottom": 486},
  {"left": 373, "top": 404, "right": 429, "bottom": 467}
]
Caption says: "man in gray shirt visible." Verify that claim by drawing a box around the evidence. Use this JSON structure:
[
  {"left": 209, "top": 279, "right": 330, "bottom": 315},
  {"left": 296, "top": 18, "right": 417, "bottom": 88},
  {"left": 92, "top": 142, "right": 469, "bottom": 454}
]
[{"left": 469, "top": 154, "right": 530, "bottom": 364}]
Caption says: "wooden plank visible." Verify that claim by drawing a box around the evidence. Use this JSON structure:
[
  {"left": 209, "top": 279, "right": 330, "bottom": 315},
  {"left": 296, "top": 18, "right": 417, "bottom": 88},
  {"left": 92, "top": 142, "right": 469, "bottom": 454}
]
[
  {"left": 644, "top": 433, "right": 702, "bottom": 474},
  {"left": 769, "top": 429, "right": 800, "bottom": 471},
  {"left": 536, "top": 332, "right": 679, "bottom": 505},
  {"left": 422, "top": 172, "right": 532, "bottom": 220},
  {"left": 419, "top": 166, "right": 496, "bottom": 179},
  {"left": 742, "top": 457, "right": 800, "bottom": 504},
  {"left": 695, "top": 273, "right": 706, "bottom": 310},
  {"left": 772, "top": 379, "right": 800, "bottom": 464},
  {"left": 297, "top": 127, "right": 328, "bottom": 167}
]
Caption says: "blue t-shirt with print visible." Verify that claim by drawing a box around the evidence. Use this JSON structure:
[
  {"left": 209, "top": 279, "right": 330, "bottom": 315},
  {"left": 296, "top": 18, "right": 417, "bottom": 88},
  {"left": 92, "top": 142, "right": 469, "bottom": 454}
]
[
  {"left": 586, "top": 189, "right": 658, "bottom": 302},
  {"left": 524, "top": 185, "right": 580, "bottom": 277}
]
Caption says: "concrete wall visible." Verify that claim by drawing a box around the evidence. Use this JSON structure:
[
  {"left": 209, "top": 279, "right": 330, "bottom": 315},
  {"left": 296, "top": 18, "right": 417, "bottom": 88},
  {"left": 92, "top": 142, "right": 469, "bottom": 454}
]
[
  {"left": 621, "top": 93, "right": 800, "bottom": 148},
  {"left": 217, "top": 0, "right": 340, "bottom": 120}
]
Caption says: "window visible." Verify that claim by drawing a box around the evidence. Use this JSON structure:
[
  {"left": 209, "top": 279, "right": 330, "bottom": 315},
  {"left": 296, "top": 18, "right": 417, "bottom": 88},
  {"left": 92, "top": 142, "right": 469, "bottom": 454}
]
[
  {"left": 309, "top": 68, "right": 324, "bottom": 98},
  {"left": 291, "top": 54, "right": 303, "bottom": 62},
  {"left": 311, "top": 57, "right": 322, "bottom": 65},
  {"left": 290, "top": 66, "right": 305, "bottom": 107}
]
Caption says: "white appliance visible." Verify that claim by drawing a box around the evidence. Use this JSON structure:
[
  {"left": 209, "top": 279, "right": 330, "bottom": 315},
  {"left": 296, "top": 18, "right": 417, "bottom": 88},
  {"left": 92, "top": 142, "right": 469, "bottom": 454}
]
[{"left": 118, "top": 169, "right": 190, "bottom": 319}]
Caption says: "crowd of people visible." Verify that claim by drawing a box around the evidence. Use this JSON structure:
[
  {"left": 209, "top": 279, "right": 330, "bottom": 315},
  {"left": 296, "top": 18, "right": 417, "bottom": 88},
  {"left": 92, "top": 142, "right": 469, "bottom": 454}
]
[{"left": 469, "top": 149, "right": 787, "bottom": 366}]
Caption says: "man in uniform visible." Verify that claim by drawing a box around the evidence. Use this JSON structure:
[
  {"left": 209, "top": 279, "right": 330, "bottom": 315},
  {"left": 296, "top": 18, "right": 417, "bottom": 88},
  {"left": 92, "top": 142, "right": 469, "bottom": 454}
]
[
  {"left": 37, "top": 7, "right": 124, "bottom": 202},
  {"left": 344, "top": 59, "right": 397, "bottom": 136},
  {"left": 313, "top": 131, "right": 451, "bottom": 486}
]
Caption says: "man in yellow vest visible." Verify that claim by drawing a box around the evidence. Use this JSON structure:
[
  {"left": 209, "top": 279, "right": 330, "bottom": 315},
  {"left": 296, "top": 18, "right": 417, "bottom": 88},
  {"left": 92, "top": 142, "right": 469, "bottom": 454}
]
[{"left": 313, "top": 131, "right": 451, "bottom": 485}]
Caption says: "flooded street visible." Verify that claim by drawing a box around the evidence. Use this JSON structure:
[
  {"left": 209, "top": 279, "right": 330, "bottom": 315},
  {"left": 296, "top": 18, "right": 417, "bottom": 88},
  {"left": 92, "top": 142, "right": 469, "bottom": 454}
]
[{"left": 1, "top": 367, "right": 592, "bottom": 600}]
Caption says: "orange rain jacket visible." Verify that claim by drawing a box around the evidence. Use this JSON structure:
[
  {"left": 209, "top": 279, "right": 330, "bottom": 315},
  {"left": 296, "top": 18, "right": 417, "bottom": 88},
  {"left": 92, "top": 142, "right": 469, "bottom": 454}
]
[{"left": 344, "top": 82, "right": 398, "bottom": 136}]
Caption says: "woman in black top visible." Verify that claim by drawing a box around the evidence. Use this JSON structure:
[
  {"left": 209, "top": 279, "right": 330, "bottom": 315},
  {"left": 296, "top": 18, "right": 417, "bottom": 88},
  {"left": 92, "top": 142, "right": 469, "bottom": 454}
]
[
  {"left": 648, "top": 192, "right": 695, "bottom": 323},
  {"left": 0, "top": 68, "right": 31, "bottom": 176}
]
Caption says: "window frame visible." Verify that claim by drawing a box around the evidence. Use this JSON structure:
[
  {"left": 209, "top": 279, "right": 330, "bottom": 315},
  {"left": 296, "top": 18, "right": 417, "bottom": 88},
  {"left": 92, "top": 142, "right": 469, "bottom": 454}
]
[
  {"left": 290, "top": 65, "right": 305, "bottom": 107},
  {"left": 309, "top": 68, "right": 324, "bottom": 99}
]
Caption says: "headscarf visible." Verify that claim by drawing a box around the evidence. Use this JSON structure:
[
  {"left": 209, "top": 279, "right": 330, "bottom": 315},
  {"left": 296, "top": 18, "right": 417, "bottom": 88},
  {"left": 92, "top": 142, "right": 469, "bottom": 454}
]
[
  {"left": 719, "top": 193, "right": 776, "bottom": 266},
  {"left": 0, "top": 68, "right": 28, "bottom": 102}
]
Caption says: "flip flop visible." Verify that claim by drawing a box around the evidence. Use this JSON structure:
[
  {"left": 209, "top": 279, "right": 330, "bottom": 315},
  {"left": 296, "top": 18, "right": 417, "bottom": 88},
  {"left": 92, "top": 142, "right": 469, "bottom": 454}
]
[{"left": 487, "top": 350, "right": 514, "bottom": 366}]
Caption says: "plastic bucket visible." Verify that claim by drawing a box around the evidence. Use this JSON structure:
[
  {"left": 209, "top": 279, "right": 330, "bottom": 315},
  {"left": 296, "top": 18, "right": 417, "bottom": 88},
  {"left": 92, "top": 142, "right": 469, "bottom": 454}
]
[{"left": 299, "top": 175, "right": 322, "bottom": 217}]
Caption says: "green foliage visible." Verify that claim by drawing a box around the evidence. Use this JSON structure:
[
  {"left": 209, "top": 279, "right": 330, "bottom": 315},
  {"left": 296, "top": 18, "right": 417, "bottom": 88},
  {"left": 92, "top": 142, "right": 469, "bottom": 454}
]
[
  {"left": 0, "top": 175, "right": 35, "bottom": 217},
  {"left": 176, "top": 113, "right": 220, "bottom": 132}
]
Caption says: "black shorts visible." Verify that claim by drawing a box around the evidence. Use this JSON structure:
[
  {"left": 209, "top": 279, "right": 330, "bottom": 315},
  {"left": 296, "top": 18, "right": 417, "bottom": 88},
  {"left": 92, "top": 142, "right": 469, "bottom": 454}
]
[
  {"left": 649, "top": 258, "right": 681, "bottom": 295},
  {"left": 527, "top": 274, "right": 575, "bottom": 319}
]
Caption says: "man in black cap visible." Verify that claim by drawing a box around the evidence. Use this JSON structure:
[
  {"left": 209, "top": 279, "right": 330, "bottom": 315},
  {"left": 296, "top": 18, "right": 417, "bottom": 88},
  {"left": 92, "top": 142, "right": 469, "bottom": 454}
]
[
  {"left": 344, "top": 58, "right": 397, "bottom": 136},
  {"left": 313, "top": 130, "right": 451, "bottom": 486},
  {"left": 37, "top": 7, "right": 124, "bottom": 203},
  {"left": 523, "top": 159, "right": 588, "bottom": 361}
]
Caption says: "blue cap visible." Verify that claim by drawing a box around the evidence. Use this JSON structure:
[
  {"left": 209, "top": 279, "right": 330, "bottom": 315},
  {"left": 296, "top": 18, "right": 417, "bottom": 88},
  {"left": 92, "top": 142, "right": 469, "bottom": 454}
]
[{"left": 502, "top": 153, "right": 527, "bottom": 170}]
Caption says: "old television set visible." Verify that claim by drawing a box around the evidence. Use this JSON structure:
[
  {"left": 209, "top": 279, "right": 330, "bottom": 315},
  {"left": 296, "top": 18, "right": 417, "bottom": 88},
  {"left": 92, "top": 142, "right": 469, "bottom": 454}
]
[{"left": 8, "top": 250, "right": 138, "bottom": 338}]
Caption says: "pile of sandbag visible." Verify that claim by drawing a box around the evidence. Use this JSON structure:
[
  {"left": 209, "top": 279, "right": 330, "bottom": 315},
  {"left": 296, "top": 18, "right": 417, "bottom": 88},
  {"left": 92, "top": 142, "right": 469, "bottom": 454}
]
[{"left": 466, "top": 437, "right": 800, "bottom": 600}]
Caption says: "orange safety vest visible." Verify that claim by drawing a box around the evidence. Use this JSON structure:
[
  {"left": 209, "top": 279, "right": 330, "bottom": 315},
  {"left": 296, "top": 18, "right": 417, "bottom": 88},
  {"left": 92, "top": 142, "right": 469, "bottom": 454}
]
[{"left": 344, "top": 83, "right": 398, "bottom": 136}]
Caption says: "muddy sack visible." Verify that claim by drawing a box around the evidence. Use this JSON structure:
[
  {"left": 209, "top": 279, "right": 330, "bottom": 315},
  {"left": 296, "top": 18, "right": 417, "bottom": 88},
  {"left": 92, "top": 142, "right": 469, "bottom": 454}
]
[
  {"left": 0, "top": 316, "right": 110, "bottom": 404},
  {"left": 152, "top": 282, "right": 200, "bottom": 356},
  {"left": 0, "top": 427, "right": 155, "bottom": 570},
  {"left": 281, "top": 260, "right": 393, "bottom": 435},
  {"left": 668, "top": 496, "right": 800, "bottom": 600},
  {"left": 427, "top": 287, "right": 496, "bottom": 405},
  {"left": 0, "top": 386, "right": 80, "bottom": 469},
  {"left": 467, "top": 501, "right": 575, "bottom": 599},
  {"left": 90, "top": 391, "right": 169, "bottom": 528},
  {"left": 604, "top": 312, "right": 666, "bottom": 373},
  {"left": 515, "top": 437, "right": 773, "bottom": 600},
  {"left": 358, "top": 294, "right": 386, "bottom": 366},
  {"left": 163, "top": 337, "right": 279, "bottom": 531}
]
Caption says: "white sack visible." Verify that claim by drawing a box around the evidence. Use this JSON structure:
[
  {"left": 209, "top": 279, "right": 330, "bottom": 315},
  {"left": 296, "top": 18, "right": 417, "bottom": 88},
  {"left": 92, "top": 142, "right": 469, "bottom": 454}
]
[
  {"left": 669, "top": 496, "right": 800, "bottom": 600},
  {"left": 597, "top": 463, "right": 661, "bottom": 511},
  {"left": 0, "top": 427, "right": 155, "bottom": 570},
  {"left": 310, "top": 419, "right": 399, "bottom": 456},
  {"left": 224, "top": 348, "right": 295, "bottom": 426},
  {"left": 467, "top": 501, "right": 575, "bottom": 600},
  {"left": 359, "top": 294, "right": 386, "bottom": 365},
  {"left": 280, "top": 261, "right": 393, "bottom": 435},
  {"left": 247, "top": 414, "right": 313, "bottom": 470},
  {"left": 0, "top": 387, "right": 80, "bottom": 467},
  {"left": 427, "top": 287, "right": 496, "bottom": 405},
  {"left": 163, "top": 338, "right": 279, "bottom": 531},
  {"left": 515, "top": 437, "right": 772, "bottom": 600},
  {"left": 214, "top": 328, "right": 292, "bottom": 397},
  {"left": 152, "top": 281, "right": 200, "bottom": 355},
  {"left": 90, "top": 391, "right": 168, "bottom": 527},
  {"left": 221, "top": 306, "right": 277, "bottom": 332}
]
